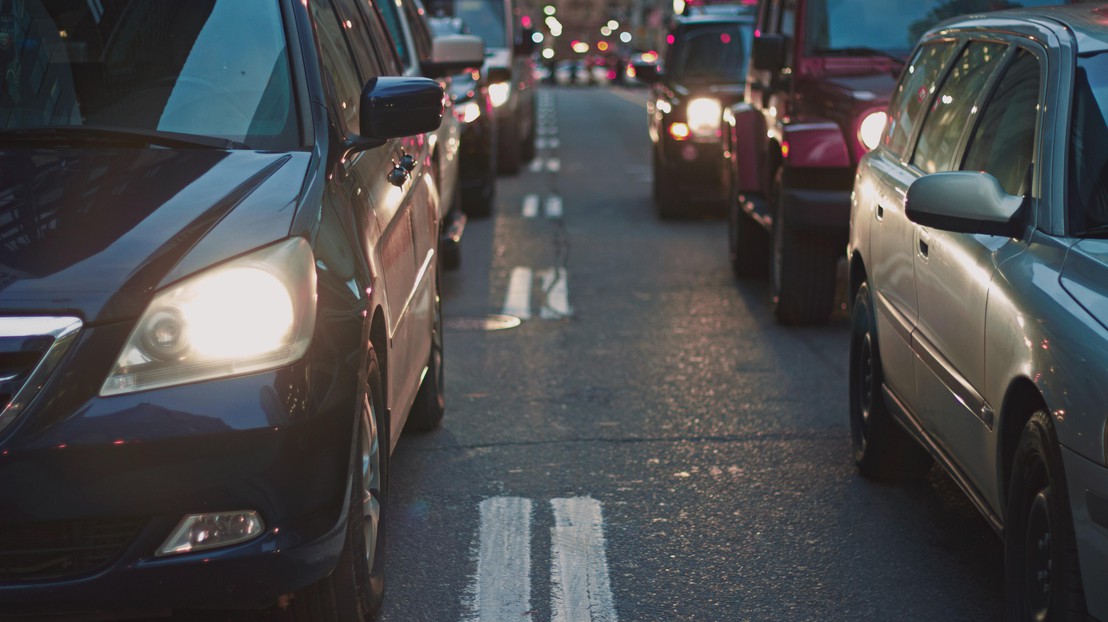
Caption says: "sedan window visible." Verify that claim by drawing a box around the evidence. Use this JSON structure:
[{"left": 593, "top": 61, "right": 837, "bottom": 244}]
[
  {"left": 1070, "top": 52, "right": 1108, "bottom": 233},
  {"left": 912, "top": 41, "right": 1005, "bottom": 175},
  {"left": 962, "top": 49, "right": 1040, "bottom": 197},
  {"left": 883, "top": 40, "right": 957, "bottom": 158}
]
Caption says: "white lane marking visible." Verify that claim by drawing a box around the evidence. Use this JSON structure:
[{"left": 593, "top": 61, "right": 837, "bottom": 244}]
[
  {"left": 544, "top": 194, "right": 563, "bottom": 219},
  {"left": 529, "top": 157, "right": 544, "bottom": 174},
  {"left": 546, "top": 158, "right": 561, "bottom": 173},
  {"left": 539, "top": 268, "right": 572, "bottom": 319},
  {"left": 522, "top": 193, "right": 540, "bottom": 218},
  {"left": 548, "top": 138, "right": 560, "bottom": 149},
  {"left": 468, "top": 497, "right": 533, "bottom": 622},
  {"left": 550, "top": 497, "right": 617, "bottom": 622},
  {"left": 503, "top": 267, "right": 533, "bottom": 319},
  {"left": 537, "top": 137, "right": 549, "bottom": 150},
  {"left": 539, "top": 126, "right": 558, "bottom": 136}
]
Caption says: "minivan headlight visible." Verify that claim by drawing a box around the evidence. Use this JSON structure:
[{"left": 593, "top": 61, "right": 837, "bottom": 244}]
[
  {"left": 101, "top": 238, "right": 317, "bottom": 396},
  {"left": 687, "top": 97, "right": 722, "bottom": 140}
]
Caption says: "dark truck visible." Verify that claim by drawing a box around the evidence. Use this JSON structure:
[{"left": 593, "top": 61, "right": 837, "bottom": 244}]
[{"left": 724, "top": 0, "right": 1067, "bottom": 325}]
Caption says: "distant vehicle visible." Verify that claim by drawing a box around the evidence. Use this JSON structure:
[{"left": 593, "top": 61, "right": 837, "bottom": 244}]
[
  {"left": 0, "top": 0, "right": 453, "bottom": 618},
  {"left": 724, "top": 0, "right": 1071, "bottom": 325},
  {"left": 848, "top": 5, "right": 1108, "bottom": 620},
  {"left": 429, "top": 16, "right": 500, "bottom": 219},
  {"left": 635, "top": 9, "right": 755, "bottom": 218},
  {"left": 427, "top": 0, "right": 538, "bottom": 174}
]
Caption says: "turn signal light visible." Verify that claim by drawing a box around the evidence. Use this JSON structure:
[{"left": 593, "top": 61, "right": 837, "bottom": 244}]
[{"left": 668, "top": 122, "right": 690, "bottom": 141}]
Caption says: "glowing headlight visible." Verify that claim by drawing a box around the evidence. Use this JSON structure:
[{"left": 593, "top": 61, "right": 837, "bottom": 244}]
[
  {"left": 686, "top": 97, "right": 722, "bottom": 140},
  {"left": 101, "top": 238, "right": 317, "bottom": 396},
  {"left": 459, "top": 101, "right": 482, "bottom": 124},
  {"left": 858, "top": 110, "right": 888, "bottom": 151},
  {"left": 489, "top": 82, "right": 510, "bottom": 108}
]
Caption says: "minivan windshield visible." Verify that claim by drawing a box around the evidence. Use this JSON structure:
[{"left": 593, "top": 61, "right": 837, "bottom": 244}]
[
  {"left": 1069, "top": 53, "right": 1108, "bottom": 235},
  {"left": 0, "top": 0, "right": 298, "bottom": 150},
  {"left": 668, "top": 22, "right": 752, "bottom": 84},
  {"left": 806, "top": 0, "right": 1065, "bottom": 60}
]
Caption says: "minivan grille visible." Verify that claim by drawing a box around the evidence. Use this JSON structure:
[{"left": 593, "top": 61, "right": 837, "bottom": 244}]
[
  {"left": 0, "top": 317, "right": 82, "bottom": 439},
  {"left": 0, "top": 519, "right": 146, "bottom": 581}
]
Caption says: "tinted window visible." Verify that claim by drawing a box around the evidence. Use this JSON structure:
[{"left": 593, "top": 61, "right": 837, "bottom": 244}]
[
  {"left": 883, "top": 41, "right": 956, "bottom": 157},
  {"left": 377, "top": 0, "right": 413, "bottom": 68},
  {"left": 963, "top": 49, "right": 1039, "bottom": 197},
  {"left": 356, "top": 0, "right": 404, "bottom": 75},
  {"left": 0, "top": 0, "right": 297, "bottom": 149},
  {"left": 311, "top": 0, "right": 364, "bottom": 133},
  {"left": 402, "top": 0, "right": 434, "bottom": 62},
  {"left": 912, "top": 41, "right": 1005, "bottom": 174},
  {"left": 669, "top": 23, "right": 752, "bottom": 83},
  {"left": 333, "top": 0, "right": 385, "bottom": 80},
  {"left": 806, "top": 0, "right": 1062, "bottom": 60},
  {"left": 1070, "top": 53, "right": 1108, "bottom": 233}
]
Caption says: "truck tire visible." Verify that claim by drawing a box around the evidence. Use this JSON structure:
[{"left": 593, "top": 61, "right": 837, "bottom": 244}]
[{"left": 770, "top": 175, "right": 837, "bottom": 325}]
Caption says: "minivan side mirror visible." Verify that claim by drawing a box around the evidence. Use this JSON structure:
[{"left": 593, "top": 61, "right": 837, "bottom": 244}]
[
  {"left": 905, "top": 172, "right": 1025, "bottom": 238},
  {"left": 751, "top": 33, "right": 786, "bottom": 71},
  {"left": 357, "top": 77, "right": 444, "bottom": 146},
  {"left": 424, "top": 34, "right": 485, "bottom": 79}
]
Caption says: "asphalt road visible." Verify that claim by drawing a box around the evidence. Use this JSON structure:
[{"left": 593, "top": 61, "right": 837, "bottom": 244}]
[{"left": 378, "top": 85, "right": 1003, "bottom": 622}]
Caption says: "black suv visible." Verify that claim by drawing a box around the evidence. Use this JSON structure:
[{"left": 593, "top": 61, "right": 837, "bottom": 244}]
[{"left": 636, "top": 6, "right": 755, "bottom": 218}]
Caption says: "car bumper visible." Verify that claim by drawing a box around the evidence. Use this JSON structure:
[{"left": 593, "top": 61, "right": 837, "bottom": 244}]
[
  {"left": 0, "top": 324, "right": 354, "bottom": 615},
  {"left": 661, "top": 139, "right": 727, "bottom": 202},
  {"left": 1061, "top": 445, "right": 1108, "bottom": 620}
]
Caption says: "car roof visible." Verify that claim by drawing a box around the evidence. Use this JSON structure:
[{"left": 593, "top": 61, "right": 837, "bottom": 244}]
[{"left": 932, "top": 3, "right": 1108, "bottom": 55}]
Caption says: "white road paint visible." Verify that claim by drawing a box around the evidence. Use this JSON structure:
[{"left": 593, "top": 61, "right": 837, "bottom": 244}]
[
  {"left": 467, "top": 497, "right": 533, "bottom": 622},
  {"left": 550, "top": 497, "right": 617, "bottom": 622},
  {"left": 503, "top": 267, "right": 533, "bottom": 319},
  {"left": 544, "top": 195, "right": 563, "bottom": 219},
  {"left": 546, "top": 159, "right": 561, "bottom": 173},
  {"left": 539, "top": 268, "right": 572, "bottom": 319},
  {"left": 529, "top": 157, "right": 544, "bottom": 174},
  {"left": 548, "top": 138, "right": 561, "bottom": 149},
  {"left": 522, "top": 193, "right": 540, "bottom": 218}
]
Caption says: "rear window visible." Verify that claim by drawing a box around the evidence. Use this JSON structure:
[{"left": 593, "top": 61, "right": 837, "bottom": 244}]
[{"left": 668, "top": 22, "right": 752, "bottom": 84}]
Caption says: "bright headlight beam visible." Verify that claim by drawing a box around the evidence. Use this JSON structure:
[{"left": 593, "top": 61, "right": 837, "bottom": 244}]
[
  {"left": 184, "top": 268, "right": 294, "bottom": 358},
  {"left": 489, "top": 82, "right": 510, "bottom": 108},
  {"left": 858, "top": 111, "right": 887, "bottom": 151},
  {"left": 686, "top": 98, "right": 722, "bottom": 139}
]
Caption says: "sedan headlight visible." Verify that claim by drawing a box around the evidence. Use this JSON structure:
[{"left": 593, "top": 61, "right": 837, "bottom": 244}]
[
  {"left": 858, "top": 110, "right": 888, "bottom": 152},
  {"left": 686, "top": 97, "right": 722, "bottom": 140},
  {"left": 101, "top": 238, "right": 317, "bottom": 396},
  {"left": 489, "top": 82, "right": 510, "bottom": 108}
]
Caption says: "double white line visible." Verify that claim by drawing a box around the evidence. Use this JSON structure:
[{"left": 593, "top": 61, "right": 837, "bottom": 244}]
[
  {"left": 468, "top": 497, "right": 617, "bottom": 622},
  {"left": 522, "top": 193, "right": 563, "bottom": 219},
  {"left": 502, "top": 267, "right": 571, "bottom": 320}
]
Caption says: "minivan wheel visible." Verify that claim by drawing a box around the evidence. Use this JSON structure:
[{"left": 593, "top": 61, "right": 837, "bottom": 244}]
[
  {"left": 1005, "top": 411, "right": 1086, "bottom": 622},
  {"left": 770, "top": 176, "right": 837, "bottom": 325},
  {"left": 406, "top": 273, "right": 445, "bottom": 432},
  {"left": 849, "top": 282, "right": 930, "bottom": 482},
  {"left": 289, "top": 353, "right": 387, "bottom": 621}
]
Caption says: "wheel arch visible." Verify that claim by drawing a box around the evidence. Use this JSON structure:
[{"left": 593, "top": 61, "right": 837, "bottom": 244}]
[
  {"left": 370, "top": 305, "right": 389, "bottom": 418},
  {"left": 997, "top": 377, "right": 1048, "bottom": 515},
  {"left": 848, "top": 251, "right": 868, "bottom": 314}
]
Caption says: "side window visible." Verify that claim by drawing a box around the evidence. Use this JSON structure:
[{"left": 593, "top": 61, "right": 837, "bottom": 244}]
[
  {"left": 402, "top": 0, "right": 435, "bottom": 64},
  {"left": 962, "top": 49, "right": 1040, "bottom": 197},
  {"left": 311, "top": 0, "right": 364, "bottom": 133},
  {"left": 334, "top": 0, "right": 385, "bottom": 80},
  {"left": 780, "top": 0, "right": 796, "bottom": 65},
  {"left": 911, "top": 41, "right": 1006, "bottom": 174},
  {"left": 883, "top": 41, "right": 956, "bottom": 158},
  {"left": 377, "top": 0, "right": 414, "bottom": 70},
  {"left": 358, "top": 0, "right": 404, "bottom": 75}
]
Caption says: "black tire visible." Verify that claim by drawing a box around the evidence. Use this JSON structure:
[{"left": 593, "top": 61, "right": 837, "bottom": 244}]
[
  {"left": 405, "top": 272, "right": 445, "bottom": 432},
  {"left": 498, "top": 116, "right": 522, "bottom": 175},
  {"left": 520, "top": 105, "right": 536, "bottom": 163},
  {"left": 849, "top": 282, "right": 931, "bottom": 482},
  {"left": 728, "top": 194, "right": 769, "bottom": 278},
  {"left": 651, "top": 148, "right": 662, "bottom": 201},
  {"left": 461, "top": 142, "right": 497, "bottom": 218},
  {"left": 289, "top": 352, "right": 387, "bottom": 620},
  {"left": 440, "top": 188, "right": 463, "bottom": 271},
  {"left": 770, "top": 174, "right": 838, "bottom": 325},
  {"left": 654, "top": 154, "right": 682, "bottom": 219},
  {"left": 1004, "top": 411, "right": 1087, "bottom": 622}
]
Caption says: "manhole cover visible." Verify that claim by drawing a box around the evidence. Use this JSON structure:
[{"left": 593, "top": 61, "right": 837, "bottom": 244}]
[{"left": 445, "top": 314, "right": 522, "bottom": 332}]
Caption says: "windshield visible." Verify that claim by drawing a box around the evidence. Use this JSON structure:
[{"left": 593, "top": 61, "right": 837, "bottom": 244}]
[
  {"left": 1069, "top": 53, "right": 1108, "bottom": 235},
  {"left": 428, "top": 0, "right": 506, "bottom": 48},
  {"left": 668, "top": 23, "right": 752, "bottom": 83},
  {"left": 0, "top": 0, "right": 297, "bottom": 150},
  {"left": 806, "top": 0, "right": 1065, "bottom": 60}
]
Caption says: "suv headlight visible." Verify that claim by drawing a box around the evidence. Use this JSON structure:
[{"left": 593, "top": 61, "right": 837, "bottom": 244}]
[
  {"left": 858, "top": 110, "right": 888, "bottom": 151},
  {"left": 687, "top": 97, "right": 722, "bottom": 140},
  {"left": 101, "top": 238, "right": 317, "bottom": 396}
]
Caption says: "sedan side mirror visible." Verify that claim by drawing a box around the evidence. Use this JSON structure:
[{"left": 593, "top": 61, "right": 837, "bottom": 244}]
[
  {"left": 424, "top": 34, "right": 485, "bottom": 79},
  {"left": 358, "top": 77, "right": 444, "bottom": 144},
  {"left": 905, "top": 172, "right": 1026, "bottom": 238},
  {"left": 751, "top": 33, "right": 786, "bottom": 71}
]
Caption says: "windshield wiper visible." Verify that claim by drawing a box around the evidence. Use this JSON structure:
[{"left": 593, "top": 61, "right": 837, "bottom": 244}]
[
  {"left": 813, "top": 46, "right": 905, "bottom": 64},
  {"left": 0, "top": 126, "right": 250, "bottom": 150}
]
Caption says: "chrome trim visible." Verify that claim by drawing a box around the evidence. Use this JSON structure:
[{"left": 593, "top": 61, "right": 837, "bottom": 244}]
[
  {"left": 0, "top": 316, "right": 83, "bottom": 438},
  {"left": 912, "top": 329, "right": 993, "bottom": 430}
]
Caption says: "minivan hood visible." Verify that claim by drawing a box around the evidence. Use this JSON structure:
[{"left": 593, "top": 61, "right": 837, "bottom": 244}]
[
  {"left": 0, "top": 148, "right": 308, "bottom": 323},
  {"left": 819, "top": 72, "right": 899, "bottom": 103}
]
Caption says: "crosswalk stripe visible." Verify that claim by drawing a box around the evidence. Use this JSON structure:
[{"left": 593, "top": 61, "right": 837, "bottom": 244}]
[
  {"left": 529, "top": 158, "right": 544, "bottom": 174},
  {"left": 546, "top": 158, "right": 561, "bottom": 173},
  {"left": 469, "top": 497, "right": 533, "bottom": 621},
  {"left": 539, "top": 268, "right": 571, "bottom": 319},
  {"left": 502, "top": 267, "right": 533, "bottom": 319},
  {"left": 551, "top": 497, "right": 617, "bottom": 622},
  {"left": 544, "top": 195, "right": 563, "bottom": 219},
  {"left": 522, "top": 193, "right": 540, "bottom": 218}
]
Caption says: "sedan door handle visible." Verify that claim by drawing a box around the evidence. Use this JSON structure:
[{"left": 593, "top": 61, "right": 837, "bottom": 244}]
[
  {"left": 876, "top": 205, "right": 885, "bottom": 220},
  {"left": 918, "top": 237, "right": 929, "bottom": 257}
]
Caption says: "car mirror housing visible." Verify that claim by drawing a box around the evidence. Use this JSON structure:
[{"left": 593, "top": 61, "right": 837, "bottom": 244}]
[
  {"left": 905, "top": 171, "right": 1026, "bottom": 238},
  {"left": 751, "top": 33, "right": 786, "bottom": 71},
  {"left": 424, "top": 34, "right": 486, "bottom": 79},
  {"left": 358, "top": 77, "right": 444, "bottom": 144}
]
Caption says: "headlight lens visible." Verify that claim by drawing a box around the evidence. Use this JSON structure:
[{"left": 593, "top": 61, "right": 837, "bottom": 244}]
[
  {"left": 459, "top": 101, "right": 482, "bottom": 124},
  {"left": 101, "top": 238, "right": 317, "bottom": 396},
  {"left": 686, "top": 97, "right": 722, "bottom": 140},
  {"left": 489, "top": 82, "right": 510, "bottom": 108},
  {"left": 858, "top": 110, "right": 888, "bottom": 151}
]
